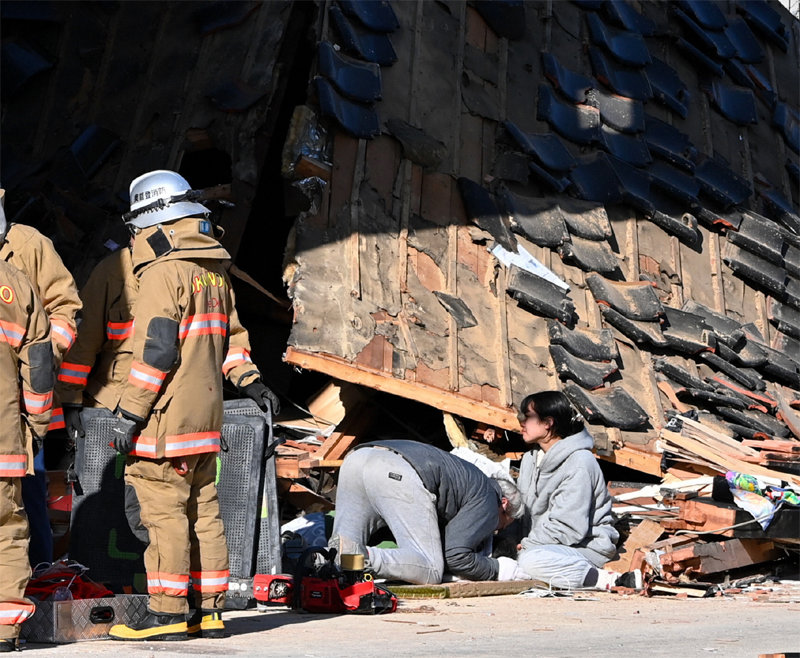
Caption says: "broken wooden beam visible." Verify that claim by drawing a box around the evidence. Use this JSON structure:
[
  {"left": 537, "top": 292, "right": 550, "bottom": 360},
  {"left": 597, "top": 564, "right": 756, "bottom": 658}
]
[
  {"left": 658, "top": 538, "right": 784, "bottom": 578},
  {"left": 285, "top": 346, "right": 518, "bottom": 428}
]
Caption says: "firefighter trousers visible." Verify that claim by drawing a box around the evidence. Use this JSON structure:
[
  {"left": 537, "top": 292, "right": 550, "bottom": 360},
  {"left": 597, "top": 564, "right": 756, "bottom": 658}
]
[
  {"left": 0, "top": 478, "right": 35, "bottom": 640},
  {"left": 125, "top": 453, "right": 229, "bottom": 615}
]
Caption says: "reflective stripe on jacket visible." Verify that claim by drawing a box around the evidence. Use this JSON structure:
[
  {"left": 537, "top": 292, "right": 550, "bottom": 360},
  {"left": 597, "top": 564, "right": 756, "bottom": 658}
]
[
  {"left": 0, "top": 261, "right": 54, "bottom": 476},
  {"left": 0, "top": 224, "right": 81, "bottom": 366},
  {"left": 119, "top": 217, "right": 244, "bottom": 458},
  {"left": 57, "top": 248, "right": 137, "bottom": 409}
]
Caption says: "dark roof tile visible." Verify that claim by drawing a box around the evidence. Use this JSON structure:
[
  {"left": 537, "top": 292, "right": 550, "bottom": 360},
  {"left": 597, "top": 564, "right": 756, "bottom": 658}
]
[
  {"left": 586, "top": 12, "right": 651, "bottom": 67},
  {"left": 339, "top": 0, "right": 399, "bottom": 33},
  {"left": 661, "top": 306, "right": 717, "bottom": 354},
  {"left": 707, "top": 80, "right": 758, "bottom": 126},
  {"left": 725, "top": 16, "right": 764, "bottom": 63},
  {"left": 549, "top": 344, "right": 619, "bottom": 389},
  {"left": 503, "top": 121, "right": 577, "bottom": 172},
  {"left": 318, "top": 41, "right": 382, "bottom": 103},
  {"left": 587, "top": 273, "right": 664, "bottom": 321},
  {"left": 558, "top": 235, "right": 621, "bottom": 275},
  {"left": 736, "top": 0, "right": 789, "bottom": 53},
  {"left": 600, "top": 305, "right": 669, "bottom": 347},
  {"left": 329, "top": 5, "right": 397, "bottom": 66},
  {"left": 589, "top": 47, "right": 653, "bottom": 100},
  {"left": 506, "top": 265, "right": 576, "bottom": 324},
  {"left": 645, "top": 56, "right": 690, "bottom": 118},
  {"left": 501, "top": 190, "right": 570, "bottom": 248},
  {"left": 537, "top": 84, "right": 600, "bottom": 145},
  {"left": 585, "top": 88, "right": 645, "bottom": 134},
  {"left": 603, "top": 0, "right": 657, "bottom": 36},
  {"left": 678, "top": 0, "right": 728, "bottom": 30},
  {"left": 673, "top": 7, "right": 735, "bottom": 60},
  {"left": 541, "top": 52, "right": 594, "bottom": 104},
  {"left": 314, "top": 76, "right": 380, "bottom": 139},
  {"left": 563, "top": 382, "right": 650, "bottom": 430},
  {"left": 547, "top": 319, "right": 619, "bottom": 361},
  {"left": 457, "top": 177, "right": 517, "bottom": 252}
]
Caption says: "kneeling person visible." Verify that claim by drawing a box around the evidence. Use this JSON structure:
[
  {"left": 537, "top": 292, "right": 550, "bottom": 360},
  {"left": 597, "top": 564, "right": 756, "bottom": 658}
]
[{"left": 329, "top": 440, "right": 524, "bottom": 585}]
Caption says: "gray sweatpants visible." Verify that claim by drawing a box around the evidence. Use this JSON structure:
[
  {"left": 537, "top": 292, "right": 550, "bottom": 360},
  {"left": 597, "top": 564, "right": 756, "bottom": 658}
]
[
  {"left": 330, "top": 447, "right": 443, "bottom": 584},
  {"left": 517, "top": 544, "right": 601, "bottom": 589}
]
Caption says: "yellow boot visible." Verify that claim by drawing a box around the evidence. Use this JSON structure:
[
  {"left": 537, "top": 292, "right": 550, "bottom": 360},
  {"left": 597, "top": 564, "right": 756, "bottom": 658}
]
[
  {"left": 186, "top": 609, "right": 225, "bottom": 638},
  {"left": 109, "top": 609, "right": 188, "bottom": 641}
]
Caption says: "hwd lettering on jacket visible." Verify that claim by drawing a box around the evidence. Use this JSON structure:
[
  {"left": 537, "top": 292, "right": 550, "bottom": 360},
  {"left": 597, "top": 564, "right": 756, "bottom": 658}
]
[{"left": 191, "top": 271, "right": 226, "bottom": 294}]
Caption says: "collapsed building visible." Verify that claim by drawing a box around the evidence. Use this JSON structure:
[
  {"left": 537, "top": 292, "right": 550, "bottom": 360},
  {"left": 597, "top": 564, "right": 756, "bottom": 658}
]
[{"left": 2, "top": 0, "right": 799, "bottom": 596}]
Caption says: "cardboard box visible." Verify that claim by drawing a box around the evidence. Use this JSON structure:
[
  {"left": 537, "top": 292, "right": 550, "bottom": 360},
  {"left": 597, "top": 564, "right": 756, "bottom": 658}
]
[{"left": 21, "top": 595, "right": 148, "bottom": 643}]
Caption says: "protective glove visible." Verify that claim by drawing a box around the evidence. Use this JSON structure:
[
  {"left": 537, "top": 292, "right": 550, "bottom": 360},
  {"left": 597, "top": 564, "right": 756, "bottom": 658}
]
[
  {"left": 496, "top": 556, "right": 529, "bottom": 581},
  {"left": 110, "top": 415, "right": 139, "bottom": 454},
  {"left": 239, "top": 379, "right": 280, "bottom": 416},
  {"left": 63, "top": 404, "right": 85, "bottom": 439}
]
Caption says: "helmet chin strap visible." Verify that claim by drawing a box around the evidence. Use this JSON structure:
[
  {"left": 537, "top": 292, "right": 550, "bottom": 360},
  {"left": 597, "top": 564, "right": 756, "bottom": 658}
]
[{"left": 122, "top": 189, "right": 211, "bottom": 224}]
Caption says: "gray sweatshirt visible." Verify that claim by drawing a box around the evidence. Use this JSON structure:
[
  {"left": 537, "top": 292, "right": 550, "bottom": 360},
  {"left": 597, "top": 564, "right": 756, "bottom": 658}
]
[{"left": 517, "top": 429, "right": 619, "bottom": 566}]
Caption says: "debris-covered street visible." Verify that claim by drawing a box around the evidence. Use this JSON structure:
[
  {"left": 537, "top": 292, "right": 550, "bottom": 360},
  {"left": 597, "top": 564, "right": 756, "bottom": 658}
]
[{"left": 19, "top": 591, "right": 800, "bottom": 658}]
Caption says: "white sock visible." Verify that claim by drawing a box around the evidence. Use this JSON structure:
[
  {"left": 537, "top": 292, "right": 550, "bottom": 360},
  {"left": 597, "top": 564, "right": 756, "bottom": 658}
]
[{"left": 594, "top": 569, "right": 620, "bottom": 591}]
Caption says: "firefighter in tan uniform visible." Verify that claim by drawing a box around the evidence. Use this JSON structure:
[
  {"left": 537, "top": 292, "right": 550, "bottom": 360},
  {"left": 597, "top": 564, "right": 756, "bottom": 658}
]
[
  {"left": 0, "top": 260, "right": 54, "bottom": 652},
  {"left": 58, "top": 244, "right": 277, "bottom": 444},
  {"left": 0, "top": 188, "right": 82, "bottom": 568},
  {"left": 107, "top": 171, "right": 278, "bottom": 642}
]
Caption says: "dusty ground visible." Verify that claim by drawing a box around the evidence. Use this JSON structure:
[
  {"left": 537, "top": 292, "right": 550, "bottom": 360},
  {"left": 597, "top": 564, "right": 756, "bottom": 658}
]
[{"left": 20, "top": 590, "right": 800, "bottom": 657}]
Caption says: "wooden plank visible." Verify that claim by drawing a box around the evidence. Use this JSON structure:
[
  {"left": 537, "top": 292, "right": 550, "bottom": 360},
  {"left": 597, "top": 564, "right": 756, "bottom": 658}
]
[
  {"left": 315, "top": 401, "right": 377, "bottom": 463},
  {"left": 389, "top": 579, "right": 545, "bottom": 600},
  {"left": 286, "top": 346, "right": 518, "bottom": 428},
  {"left": 496, "top": 266, "right": 512, "bottom": 407},
  {"left": 678, "top": 416, "right": 760, "bottom": 457},
  {"left": 742, "top": 440, "right": 800, "bottom": 453},
  {"left": 599, "top": 445, "right": 663, "bottom": 478},
  {"left": 663, "top": 430, "right": 800, "bottom": 487},
  {"left": 659, "top": 539, "right": 783, "bottom": 576},
  {"left": 604, "top": 519, "right": 664, "bottom": 572},
  {"left": 278, "top": 481, "right": 335, "bottom": 512}
]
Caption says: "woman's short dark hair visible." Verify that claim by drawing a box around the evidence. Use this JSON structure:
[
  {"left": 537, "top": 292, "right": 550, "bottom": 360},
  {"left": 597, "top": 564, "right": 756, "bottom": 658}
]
[{"left": 519, "top": 391, "right": 584, "bottom": 439}]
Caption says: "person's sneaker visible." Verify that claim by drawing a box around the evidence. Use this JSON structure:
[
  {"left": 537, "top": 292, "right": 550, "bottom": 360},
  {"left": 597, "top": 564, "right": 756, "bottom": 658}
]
[
  {"left": 109, "top": 610, "right": 188, "bottom": 641},
  {"left": 0, "top": 639, "right": 18, "bottom": 653},
  {"left": 328, "top": 534, "right": 366, "bottom": 558},
  {"left": 186, "top": 609, "right": 225, "bottom": 639},
  {"left": 593, "top": 568, "right": 643, "bottom": 591},
  {"left": 614, "top": 569, "right": 643, "bottom": 591}
]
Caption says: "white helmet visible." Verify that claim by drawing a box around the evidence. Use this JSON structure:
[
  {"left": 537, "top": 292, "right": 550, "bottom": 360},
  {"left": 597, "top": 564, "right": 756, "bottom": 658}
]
[{"left": 125, "top": 170, "right": 209, "bottom": 229}]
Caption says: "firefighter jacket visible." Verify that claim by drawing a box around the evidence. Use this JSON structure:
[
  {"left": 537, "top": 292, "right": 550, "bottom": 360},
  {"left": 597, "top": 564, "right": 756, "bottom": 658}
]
[
  {"left": 118, "top": 217, "right": 254, "bottom": 459},
  {"left": 0, "top": 224, "right": 81, "bottom": 365},
  {"left": 56, "top": 247, "right": 137, "bottom": 411},
  {"left": 0, "top": 260, "right": 54, "bottom": 477},
  {"left": 58, "top": 246, "right": 261, "bottom": 413}
]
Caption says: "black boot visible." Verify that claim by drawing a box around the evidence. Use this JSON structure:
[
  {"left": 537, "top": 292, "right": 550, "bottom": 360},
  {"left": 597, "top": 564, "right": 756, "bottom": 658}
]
[
  {"left": 109, "top": 609, "right": 188, "bottom": 641},
  {"left": 0, "top": 639, "right": 18, "bottom": 653}
]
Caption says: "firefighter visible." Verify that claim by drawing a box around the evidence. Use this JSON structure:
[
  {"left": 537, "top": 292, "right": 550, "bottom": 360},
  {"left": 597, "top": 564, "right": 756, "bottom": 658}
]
[
  {"left": 106, "top": 170, "right": 277, "bottom": 641},
  {"left": 0, "top": 188, "right": 82, "bottom": 568},
  {"left": 0, "top": 258, "right": 55, "bottom": 652},
  {"left": 58, "top": 242, "right": 278, "bottom": 446}
]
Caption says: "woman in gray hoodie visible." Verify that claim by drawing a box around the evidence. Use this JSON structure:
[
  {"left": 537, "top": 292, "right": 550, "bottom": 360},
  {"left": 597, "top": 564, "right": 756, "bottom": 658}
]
[{"left": 515, "top": 391, "right": 639, "bottom": 590}]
